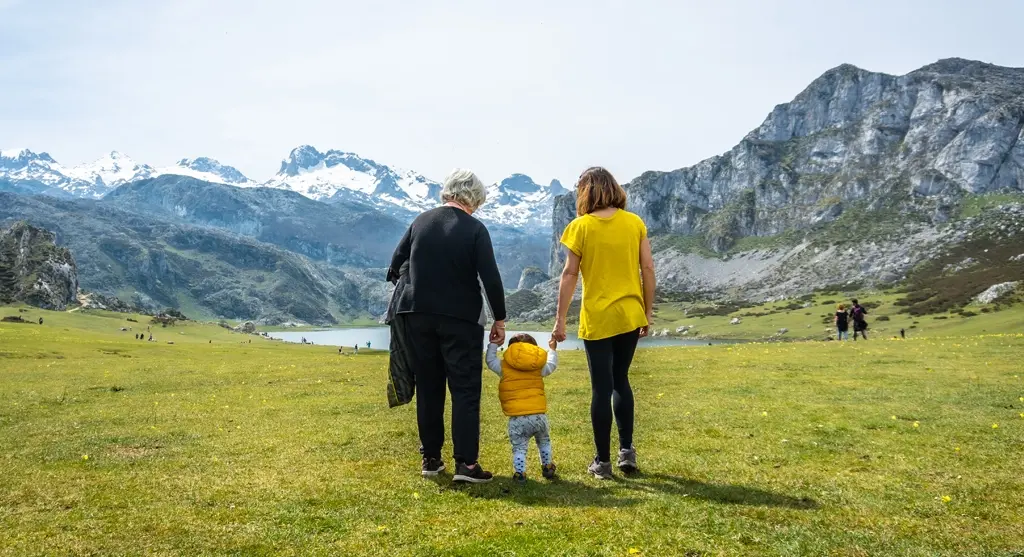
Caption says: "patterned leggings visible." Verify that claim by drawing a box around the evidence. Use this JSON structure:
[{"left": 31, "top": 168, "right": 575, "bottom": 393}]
[{"left": 508, "top": 414, "right": 553, "bottom": 474}]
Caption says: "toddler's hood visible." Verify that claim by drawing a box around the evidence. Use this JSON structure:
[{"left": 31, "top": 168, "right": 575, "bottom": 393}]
[{"left": 504, "top": 342, "right": 548, "bottom": 371}]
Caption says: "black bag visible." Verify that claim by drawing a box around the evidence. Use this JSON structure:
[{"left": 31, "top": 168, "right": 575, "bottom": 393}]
[{"left": 385, "top": 262, "right": 415, "bottom": 408}]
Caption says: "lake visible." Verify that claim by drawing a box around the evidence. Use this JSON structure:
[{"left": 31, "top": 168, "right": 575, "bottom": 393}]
[{"left": 269, "top": 327, "right": 728, "bottom": 351}]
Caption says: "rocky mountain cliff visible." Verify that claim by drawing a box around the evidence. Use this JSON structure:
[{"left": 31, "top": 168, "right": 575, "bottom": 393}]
[
  {"left": 624, "top": 58, "right": 1023, "bottom": 252},
  {"left": 539, "top": 59, "right": 1024, "bottom": 316},
  {"left": 0, "top": 221, "right": 79, "bottom": 310}
]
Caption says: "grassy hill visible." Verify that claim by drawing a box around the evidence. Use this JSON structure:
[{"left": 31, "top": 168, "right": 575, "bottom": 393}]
[{"left": 1, "top": 307, "right": 1022, "bottom": 555}]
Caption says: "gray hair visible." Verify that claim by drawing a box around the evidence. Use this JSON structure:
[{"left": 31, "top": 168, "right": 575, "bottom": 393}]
[{"left": 440, "top": 168, "right": 487, "bottom": 211}]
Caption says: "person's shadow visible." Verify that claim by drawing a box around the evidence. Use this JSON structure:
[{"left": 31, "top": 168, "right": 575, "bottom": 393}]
[
  {"left": 618, "top": 472, "right": 819, "bottom": 509},
  {"left": 441, "top": 472, "right": 818, "bottom": 510}
]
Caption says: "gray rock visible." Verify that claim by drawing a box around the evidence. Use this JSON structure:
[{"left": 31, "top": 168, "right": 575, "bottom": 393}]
[
  {"left": 237, "top": 321, "right": 258, "bottom": 334},
  {"left": 517, "top": 267, "right": 550, "bottom": 290},
  {"left": 0, "top": 222, "right": 78, "bottom": 310},
  {"left": 976, "top": 282, "right": 1019, "bottom": 304}
]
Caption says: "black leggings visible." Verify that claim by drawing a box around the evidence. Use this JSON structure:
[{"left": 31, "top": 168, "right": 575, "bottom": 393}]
[{"left": 583, "top": 329, "right": 640, "bottom": 462}]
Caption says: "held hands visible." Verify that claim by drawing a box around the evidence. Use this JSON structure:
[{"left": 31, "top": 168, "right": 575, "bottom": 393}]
[
  {"left": 489, "top": 320, "right": 506, "bottom": 345},
  {"left": 548, "top": 337, "right": 558, "bottom": 350},
  {"left": 551, "top": 318, "right": 567, "bottom": 343}
]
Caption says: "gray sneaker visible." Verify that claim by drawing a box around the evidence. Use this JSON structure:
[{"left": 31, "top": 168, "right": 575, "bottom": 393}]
[
  {"left": 588, "top": 458, "right": 613, "bottom": 480},
  {"left": 617, "top": 447, "right": 638, "bottom": 473}
]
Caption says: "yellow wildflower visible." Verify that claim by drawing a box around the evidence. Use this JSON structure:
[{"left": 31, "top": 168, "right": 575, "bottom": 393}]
[
  {"left": 991, "top": 423, "right": 999, "bottom": 429},
  {"left": 81, "top": 454, "right": 89, "bottom": 461},
  {"left": 941, "top": 495, "right": 951, "bottom": 503},
  {"left": 628, "top": 549, "right": 641, "bottom": 555},
  {"left": 913, "top": 422, "right": 920, "bottom": 428}
]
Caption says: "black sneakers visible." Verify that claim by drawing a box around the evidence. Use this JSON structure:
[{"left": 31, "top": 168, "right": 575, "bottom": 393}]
[
  {"left": 421, "top": 457, "right": 445, "bottom": 477},
  {"left": 453, "top": 462, "right": 494, "bottom": 484}
]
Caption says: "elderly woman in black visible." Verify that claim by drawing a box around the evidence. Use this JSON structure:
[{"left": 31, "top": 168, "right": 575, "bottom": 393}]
[{"left": 388, "top": 169, "right": 507, "bottom": 483}]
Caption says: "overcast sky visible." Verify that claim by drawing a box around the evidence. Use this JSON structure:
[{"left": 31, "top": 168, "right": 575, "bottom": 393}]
[{"left": 2, "top": 0, "right": 1023, "bottom": 186}]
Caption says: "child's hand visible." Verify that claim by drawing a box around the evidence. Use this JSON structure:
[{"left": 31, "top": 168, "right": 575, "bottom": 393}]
[{"left": 548, "top": 337, "right": 557, "bottom": 350}]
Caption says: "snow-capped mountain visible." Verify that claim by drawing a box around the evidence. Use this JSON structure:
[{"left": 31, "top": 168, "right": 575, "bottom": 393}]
[
  {"left": 2, "top": 145, "right": 562, "bottom": 233},
  {"left": 263, "top": 146, "right": 564, "bottom": 229},
  {"left": 0, "top": 148, "right": 73, "bottom": 193},
  {"left": 476, "top": 174, "right": 567, "bottom": 229},
  {"left": 263, "top": 145, "right": 441, "bottom": 214},
  {"left": 160, "top": 157, "right": 254, "bottom": 186},
  {"left": 64, "top": 151, "right": 158, "bottom": 196},
  {"left": 0, "top": 149, "right": 252, "bottom": 198}
]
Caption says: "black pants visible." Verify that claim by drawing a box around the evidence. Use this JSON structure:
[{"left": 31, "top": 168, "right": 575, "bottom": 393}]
[
  {"left": 583, "top": 329, "right": 640, "bottom": 462},
  {"left": 854, "top": 323, "right": 868, "bottom": 340},
  {"left": 397, "top": 313, "right": 484, "bottom": 465}
]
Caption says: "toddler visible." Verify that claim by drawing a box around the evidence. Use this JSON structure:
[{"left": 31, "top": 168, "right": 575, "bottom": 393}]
[{"left": 486, "top": 333, "right": 558, "bottom": 483}]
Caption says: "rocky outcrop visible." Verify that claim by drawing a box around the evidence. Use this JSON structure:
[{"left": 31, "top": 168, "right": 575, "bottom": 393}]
[
  {"left": 976, "top": 282, "right": 1019, "bottom": 304},
  {"left": 517, "top": 267, "right": 550, "bottom": 290},
  {"left": 546, "top": 58, "right": 1024, "bottom": 301},
  {"left": 620, "top": 59, "right": 1024, "bottom": 253},
  {"left": 549, "top": 192, "right": 577, "bottom": 276},
  {"left": 0, "top": 222, "right": 79, "bottom": 310}
]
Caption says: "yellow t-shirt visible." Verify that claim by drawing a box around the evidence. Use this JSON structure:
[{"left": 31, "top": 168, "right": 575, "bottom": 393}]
[{"left": 560, "top": 209, "right": 649, "bottom": 341}]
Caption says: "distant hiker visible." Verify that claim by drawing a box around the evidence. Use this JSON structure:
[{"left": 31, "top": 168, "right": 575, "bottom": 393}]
[
  {"left": 835, "top": 304, "right": 850, "bottom": 341},
  {"left": 900, "top": 328, "right": 906, "bottom": 339},
  {"left": 353, "top": 345, "right": 358, "bottom": 354},
  {"left": 38, "top": 317, "right": 43, "bottom": 325},
  {"left": 553, "top": 167, "right": 653, "bottom": 479},
  {"left": 148, "top": 334, "right": 153, "bottom": 342},
  {"left": 338, "top": 347, "right": 343, "bottom": 354},
  {"left": 366, "top": 341, "right": 371, "bottom": 349},
  {"left": 486, "top": 333, "right": 560, "bottom": 484},
  {"left": 850, "top": 299, "right": 869, "bottom": 341},
  {"left": 386, "top": 169, "right": 506, "bottom": 483}
]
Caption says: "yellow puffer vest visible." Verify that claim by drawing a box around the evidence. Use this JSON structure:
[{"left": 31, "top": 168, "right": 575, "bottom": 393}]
[{"left": 498, "top": 342, "right": 548, "bottom": 417}]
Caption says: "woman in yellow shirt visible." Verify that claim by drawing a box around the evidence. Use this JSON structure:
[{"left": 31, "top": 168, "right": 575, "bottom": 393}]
[{"left": 552, "top": 167, "right": 656, "bottom": 479}]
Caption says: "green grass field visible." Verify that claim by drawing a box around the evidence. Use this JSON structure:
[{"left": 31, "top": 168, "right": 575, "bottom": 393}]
[{"left": 2, "top": 307, "right": 1023, "bottom": 555}]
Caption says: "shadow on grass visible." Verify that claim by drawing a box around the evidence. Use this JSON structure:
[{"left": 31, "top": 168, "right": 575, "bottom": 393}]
[
  {"left": 620, "top": 472, "right": 819, "bottom": 510},
  {"left": 446, "top": 472, "right": 819, "bottom": 510}
]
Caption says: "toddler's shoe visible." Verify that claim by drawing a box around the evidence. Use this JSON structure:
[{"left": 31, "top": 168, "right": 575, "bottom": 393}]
[
  {"left": 588, "top": 458, "right": 613, "bottom": 480},
  {"left": 542, "top": 463, "right": 558, "bottom": 480},
  {"left": 512, "top": 472, "right": 527, "bottom": 485}
]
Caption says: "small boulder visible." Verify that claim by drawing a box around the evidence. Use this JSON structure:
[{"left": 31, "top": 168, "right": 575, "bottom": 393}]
[
  {"left": 976, "top": 282, "right": 1019, "bottom": 304},
  {"left": 730, "top": 318, "right": 742, "bottom": 325},
  {"left": 778, "top": 328, "right": 789, "bottom": 335}
]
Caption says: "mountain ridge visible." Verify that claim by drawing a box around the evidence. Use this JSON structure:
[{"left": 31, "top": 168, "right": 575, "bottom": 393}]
[{"left": 1, "top": 145, "right": 564, "bottom": 231}]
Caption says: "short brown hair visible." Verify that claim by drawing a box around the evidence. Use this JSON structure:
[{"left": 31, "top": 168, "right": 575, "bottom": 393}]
[
  {"left": 508, "top": 333, "right": 537, "bottom": 347},
  {"left": 576, "top": 167, "right": 626, "bottom": 217}
]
